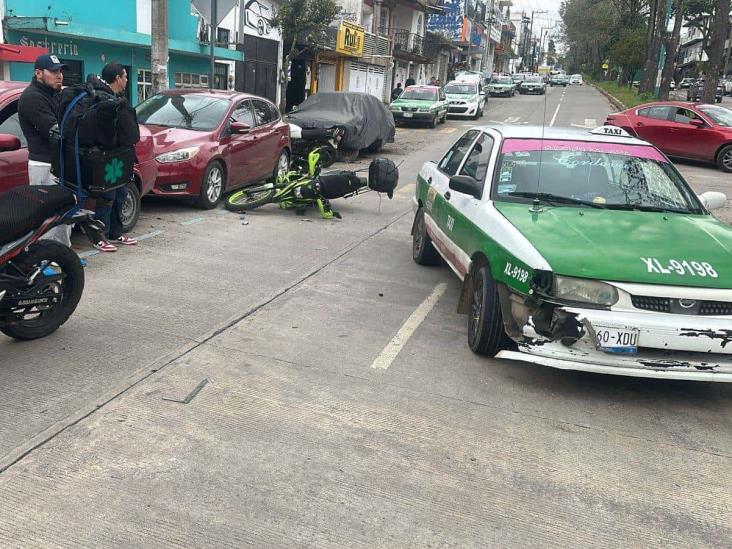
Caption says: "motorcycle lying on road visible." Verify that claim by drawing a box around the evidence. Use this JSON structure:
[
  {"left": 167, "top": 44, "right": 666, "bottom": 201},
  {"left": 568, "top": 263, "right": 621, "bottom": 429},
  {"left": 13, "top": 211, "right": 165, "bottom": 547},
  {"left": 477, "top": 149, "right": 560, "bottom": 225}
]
[
  {"left": 0, "top": 185, "right": 105, "bottom": 340},
  {"left": 224, "top": 148, "right": 399, "bottom": 219}
]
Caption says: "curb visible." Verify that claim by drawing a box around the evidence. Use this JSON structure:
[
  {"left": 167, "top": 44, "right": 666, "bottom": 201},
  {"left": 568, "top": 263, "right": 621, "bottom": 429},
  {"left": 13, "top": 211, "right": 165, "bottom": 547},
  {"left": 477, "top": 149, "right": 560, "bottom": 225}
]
[{"left": 590, "top": 83, "right": 626, "bottom": 111}]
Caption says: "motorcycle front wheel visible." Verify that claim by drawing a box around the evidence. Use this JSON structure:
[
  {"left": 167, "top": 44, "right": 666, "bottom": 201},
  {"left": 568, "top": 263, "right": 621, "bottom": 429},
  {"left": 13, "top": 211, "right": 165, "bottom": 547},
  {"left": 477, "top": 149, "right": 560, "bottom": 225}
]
[
  {"left": 224, "top": 185, "right": 276, "bottom": 212},
  {"left": 0, "top": 240, "right": 85, "bottom": 340}
]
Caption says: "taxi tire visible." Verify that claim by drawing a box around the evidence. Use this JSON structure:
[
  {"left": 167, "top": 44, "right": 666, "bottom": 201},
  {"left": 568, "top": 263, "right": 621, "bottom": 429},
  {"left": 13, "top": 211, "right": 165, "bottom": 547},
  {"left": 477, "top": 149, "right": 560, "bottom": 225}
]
[
  {"left": 429, "top": 114, "right": 438, "bottom": 129},
  {"left": 468, "top": 265, "right": 505, "bottom": 356},
  {"left": 412, "top": 208, "right": 441, "bottom": 266}
]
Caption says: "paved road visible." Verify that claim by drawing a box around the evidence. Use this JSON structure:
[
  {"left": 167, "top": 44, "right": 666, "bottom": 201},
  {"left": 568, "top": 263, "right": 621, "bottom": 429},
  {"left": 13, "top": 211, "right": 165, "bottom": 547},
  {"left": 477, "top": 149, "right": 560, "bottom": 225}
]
[{"left": 1, "top": 85, "right": 730, "bottom": 546}]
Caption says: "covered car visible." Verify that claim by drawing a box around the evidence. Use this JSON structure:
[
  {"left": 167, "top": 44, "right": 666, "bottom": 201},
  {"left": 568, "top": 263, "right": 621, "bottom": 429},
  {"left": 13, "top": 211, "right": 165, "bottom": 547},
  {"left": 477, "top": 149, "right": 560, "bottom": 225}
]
[{"left": 286, "top": 92, "right": 395, "bottom": 157}]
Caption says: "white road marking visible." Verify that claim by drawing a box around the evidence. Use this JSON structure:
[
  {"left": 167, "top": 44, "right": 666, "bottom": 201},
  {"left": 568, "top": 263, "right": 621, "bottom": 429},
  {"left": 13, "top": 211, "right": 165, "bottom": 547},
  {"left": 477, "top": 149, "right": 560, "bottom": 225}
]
[
  {"left": 549, "top": 89, "right": 566, "bottom": 127},
  {"left": 136, "top": 229, "right": 164, "bottom": 241},
  {"left": 181, "top": 217, "right": 205, "bottom": 226},
  {"left": 504, "top": 116, "right": 521, "bottom": 124},
  {"left": 370, "top": 283, "right": 448, "bottom": 370}
]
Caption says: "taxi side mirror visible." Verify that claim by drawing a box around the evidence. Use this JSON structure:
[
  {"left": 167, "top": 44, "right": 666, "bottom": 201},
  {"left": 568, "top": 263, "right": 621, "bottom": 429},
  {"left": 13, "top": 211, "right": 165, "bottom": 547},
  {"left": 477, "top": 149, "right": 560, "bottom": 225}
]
[
  {"left": 449, "top": 175, "right": 482, "bottom": 199},
  {"left": 699, "top": 191, "right": 727, "bottom": 210}
]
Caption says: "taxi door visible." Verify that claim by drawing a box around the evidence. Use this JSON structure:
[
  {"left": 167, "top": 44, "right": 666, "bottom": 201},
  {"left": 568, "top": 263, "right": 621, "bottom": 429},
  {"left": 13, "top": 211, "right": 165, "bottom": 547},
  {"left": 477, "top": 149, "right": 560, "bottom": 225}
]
[
  {"left": 440, "top": 131, "right": 497, "bottom": 268},
  {"left": 425, "top": 129, "right": 481, "bottom": 274}
]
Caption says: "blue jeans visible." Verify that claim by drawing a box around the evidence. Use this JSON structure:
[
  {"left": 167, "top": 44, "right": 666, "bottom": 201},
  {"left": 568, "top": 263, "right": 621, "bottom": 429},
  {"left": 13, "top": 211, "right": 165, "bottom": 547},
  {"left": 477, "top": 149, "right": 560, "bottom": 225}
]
[{"left": 94, "top": 186, "right": 128, "bottom": 240}]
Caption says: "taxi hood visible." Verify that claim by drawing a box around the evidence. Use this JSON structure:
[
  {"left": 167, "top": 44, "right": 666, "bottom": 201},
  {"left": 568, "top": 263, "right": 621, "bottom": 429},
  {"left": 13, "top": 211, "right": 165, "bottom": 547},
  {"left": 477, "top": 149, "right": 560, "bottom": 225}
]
[{"left": 495, "top": 202, "right": 732, "bottom": 289}]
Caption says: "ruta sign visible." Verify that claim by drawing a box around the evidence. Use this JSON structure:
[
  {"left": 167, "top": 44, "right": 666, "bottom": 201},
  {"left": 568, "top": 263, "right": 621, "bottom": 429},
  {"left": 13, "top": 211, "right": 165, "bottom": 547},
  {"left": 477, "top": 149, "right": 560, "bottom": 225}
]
[{"left": 336, "top": 22, "right": 364, "bottom": 57}]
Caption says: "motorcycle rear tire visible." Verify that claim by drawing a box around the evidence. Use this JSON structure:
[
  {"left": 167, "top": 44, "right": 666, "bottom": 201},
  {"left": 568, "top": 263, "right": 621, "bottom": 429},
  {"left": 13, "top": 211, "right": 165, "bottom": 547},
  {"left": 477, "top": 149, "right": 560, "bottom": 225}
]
[
  {"left": 224, "top": 185, "right": 276, "bottom": 212},
  {"left": 0, "top": 240, "right": 84, "bottom": 340}
]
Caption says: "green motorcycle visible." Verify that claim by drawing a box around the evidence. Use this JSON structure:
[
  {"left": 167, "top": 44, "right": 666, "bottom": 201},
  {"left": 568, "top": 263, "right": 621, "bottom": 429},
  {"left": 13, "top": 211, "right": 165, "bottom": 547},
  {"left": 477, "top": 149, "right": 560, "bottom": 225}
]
[{"left": 224, "top": 148, "right": 399, "bottom": 219}]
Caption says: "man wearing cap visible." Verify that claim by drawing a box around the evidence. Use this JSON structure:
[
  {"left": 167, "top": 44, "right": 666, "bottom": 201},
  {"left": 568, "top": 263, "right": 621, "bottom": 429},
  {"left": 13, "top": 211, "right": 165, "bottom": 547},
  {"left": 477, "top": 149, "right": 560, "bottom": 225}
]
[{"left": 18, "top": 54, "right": 71, "bottom": 246}]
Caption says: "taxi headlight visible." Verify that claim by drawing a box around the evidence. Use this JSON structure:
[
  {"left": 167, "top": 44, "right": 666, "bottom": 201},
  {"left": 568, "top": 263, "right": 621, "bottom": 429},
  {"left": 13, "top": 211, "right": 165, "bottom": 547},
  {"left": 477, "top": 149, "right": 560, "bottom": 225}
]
[
  {"left": 553, "top": 276, "right": 618, "bottom": 306},
  {"left": 156, "top": 146, "right": 200, "bottom": 163},
  {"left": 418, "top": 108, "right": 430, "bottom": 112}
]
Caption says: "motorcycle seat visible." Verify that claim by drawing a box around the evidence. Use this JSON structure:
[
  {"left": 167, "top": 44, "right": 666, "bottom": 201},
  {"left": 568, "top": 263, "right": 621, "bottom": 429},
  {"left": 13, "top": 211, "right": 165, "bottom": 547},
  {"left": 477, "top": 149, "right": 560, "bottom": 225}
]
[{"left": 0, "top": 185, "right": 76, "bottom": 246}]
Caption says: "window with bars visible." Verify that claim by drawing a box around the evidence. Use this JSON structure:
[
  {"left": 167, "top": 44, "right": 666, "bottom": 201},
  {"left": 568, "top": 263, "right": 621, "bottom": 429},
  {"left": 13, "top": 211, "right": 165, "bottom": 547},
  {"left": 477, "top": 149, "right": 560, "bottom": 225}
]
[
  {"left": 174, "top": 72, "right": 209, "bottom": 88},
  {"left": 137, "top": 69, "right": 153, "bottom": 102},
  {"left": 217, "top": 27, "right": 230, "bottom": 47}
]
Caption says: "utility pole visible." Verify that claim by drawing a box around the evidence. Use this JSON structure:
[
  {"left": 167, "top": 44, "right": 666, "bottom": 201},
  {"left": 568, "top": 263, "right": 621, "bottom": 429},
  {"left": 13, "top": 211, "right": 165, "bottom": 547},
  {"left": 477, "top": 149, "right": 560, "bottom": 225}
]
[
  {"left": 527, "top": 10, "right": 547, "bottom": 72},
  {"left": 210, "top": 0, "right": 217, "bottom": 90},
  {"left": 151, "top": 0, "right": 169, "bottom": 94}
]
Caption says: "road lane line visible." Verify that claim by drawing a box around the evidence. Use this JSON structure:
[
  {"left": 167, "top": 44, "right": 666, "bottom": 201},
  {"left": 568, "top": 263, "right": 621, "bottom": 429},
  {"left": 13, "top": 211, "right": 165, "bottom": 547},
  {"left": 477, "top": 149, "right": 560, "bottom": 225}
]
[
  {"left": 136, "top": 229, "right": 164, "bottom": 241},
  {"left": 549, "top": 88, "right": 567, "bottom": 127},
  {"left": 181, "top": 217, "right": 205, "bottom": 226},
  {"left": 370, "top": 283, "right": 447, "bottom": 370}
]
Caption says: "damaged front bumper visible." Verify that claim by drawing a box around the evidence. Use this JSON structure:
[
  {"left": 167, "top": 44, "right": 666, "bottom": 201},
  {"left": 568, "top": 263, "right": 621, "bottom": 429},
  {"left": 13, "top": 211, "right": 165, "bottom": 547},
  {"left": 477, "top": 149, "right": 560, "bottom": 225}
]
[{"left": 499, "top": 307, "right": 732, "bottom": 382}]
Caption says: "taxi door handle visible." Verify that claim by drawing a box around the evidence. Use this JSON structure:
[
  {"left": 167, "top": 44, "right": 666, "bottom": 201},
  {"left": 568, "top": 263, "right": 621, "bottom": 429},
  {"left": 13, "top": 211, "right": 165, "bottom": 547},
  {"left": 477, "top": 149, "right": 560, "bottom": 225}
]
[
  {"left": 445, "top": 191, "right": 451, "bottom": 201},
  {"left": 427, "top": 177, "right": 432, "bottom": 185}
]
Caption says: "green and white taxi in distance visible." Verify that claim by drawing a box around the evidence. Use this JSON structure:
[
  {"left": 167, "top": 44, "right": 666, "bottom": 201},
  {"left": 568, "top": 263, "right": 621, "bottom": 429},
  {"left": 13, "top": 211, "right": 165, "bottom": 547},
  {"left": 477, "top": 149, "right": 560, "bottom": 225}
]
[
  {"left": 390, "top": 85, "right": 448, "bottom": 128},
  {"left": 412, "top": 124, "right": 732, "bottom": 381},
  {"left": 443, "top": 81, "right": 485, "bottom": 120}
]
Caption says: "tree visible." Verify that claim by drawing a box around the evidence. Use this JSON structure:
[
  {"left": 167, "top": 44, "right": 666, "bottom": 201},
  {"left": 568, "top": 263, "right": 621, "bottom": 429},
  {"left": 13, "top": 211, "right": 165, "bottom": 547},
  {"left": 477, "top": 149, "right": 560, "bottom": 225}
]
[
  {"left": 639, "top": 0, "right": 669, "bottom": 94},
  {"left": 546, "top": 39, "right": 557, "bottom": 66},
  {"left": 271, "top": 0, "right": 341, "bottom": 112},
  {"left": 609, "top": 28, "right": 648, "bottom": 84},
  {"left": 703, "top": 0, "right": 731, "bottom": 102},
  {"left": 658, "top": 0, "right": 686, "bottom": 100}
]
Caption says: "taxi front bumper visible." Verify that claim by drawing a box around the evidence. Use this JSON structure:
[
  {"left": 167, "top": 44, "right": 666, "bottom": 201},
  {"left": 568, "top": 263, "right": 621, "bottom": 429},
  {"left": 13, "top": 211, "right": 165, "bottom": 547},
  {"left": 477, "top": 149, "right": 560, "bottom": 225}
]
[
  {"left": 448, "top": 103, "right": 480, "bottom": 116},
  {"left": 392, "top": 111, "right": 434, "bottom": 121},
  {"left": 499, "top": 307, "right": 732, "bottom": 381}
]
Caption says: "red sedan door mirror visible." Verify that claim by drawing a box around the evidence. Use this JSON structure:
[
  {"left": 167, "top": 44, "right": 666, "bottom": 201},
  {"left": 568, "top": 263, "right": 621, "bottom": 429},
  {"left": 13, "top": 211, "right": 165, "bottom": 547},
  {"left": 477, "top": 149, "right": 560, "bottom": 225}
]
[
  {"left": 689, "top": 119, "right": 705, "bottom": 128},
  {"left": 230, "top": 122, "right": 251, "bottom": 134},
  {"left": 0, "top": 134, "right": 21, "bottom": 152}
]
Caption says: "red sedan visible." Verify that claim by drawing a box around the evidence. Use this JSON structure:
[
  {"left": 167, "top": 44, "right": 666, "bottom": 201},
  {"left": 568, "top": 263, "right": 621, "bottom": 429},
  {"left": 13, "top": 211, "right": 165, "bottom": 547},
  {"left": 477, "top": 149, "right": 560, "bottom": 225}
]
[
  {"left": 606, "top": 101, "right": 732, "bottom": 172},
  {"left": 0, "top": 80, "right": 157, "bottom": 233},
  {"left": 135, "top": 89, "right": 291, "bottom": 208}
]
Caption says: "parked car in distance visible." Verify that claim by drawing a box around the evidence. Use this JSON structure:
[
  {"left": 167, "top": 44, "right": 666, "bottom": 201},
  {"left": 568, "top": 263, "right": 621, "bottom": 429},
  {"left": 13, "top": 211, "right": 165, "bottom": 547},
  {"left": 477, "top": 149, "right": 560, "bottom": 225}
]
[
  {"left": 511, "top": 74, "right": 527, "bottom": 86},
  {"left": 0, "top": 80, "right": 155, "bottom": 233},
  {"left": 679, "top": 77, "right": 695, "bottom": 89},
  {"left": 670, "top": 80, "right": 676, "bottom": 90},
  {"left": 569, "top": 74, "right": 584, "bottom": 85},
  {"left": 486, "top": 76, "right": 516, "bottom": 97},
  {"left": 443, "top": 81, "right": 485, "bottom": 120},
  {"left": 389, "top": 85, "right": 448, "bottom": 127},
  {"left": 518, "top": 75, "right": 546, "bottom": 95},
  {"left": 687, "top": 79, "right": 724, "bottom": 103},
  {"left": 723, "top": 78, "right": 732, "bottom": 96},
  {"left": 605, "top": 101, "right": 732, "bottom": 171},
  {"left": 549, "top": 74, "right": 569, "bottom": 87},
  {"left": 136, "top": 89, "right": 291, "bottom": 209}
]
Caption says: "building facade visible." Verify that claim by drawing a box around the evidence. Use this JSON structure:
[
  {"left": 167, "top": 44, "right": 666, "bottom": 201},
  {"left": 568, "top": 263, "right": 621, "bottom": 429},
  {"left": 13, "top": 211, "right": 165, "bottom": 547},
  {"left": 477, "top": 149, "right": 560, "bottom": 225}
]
[{"left": 3, "top": 0, "right": 244, "bottom": 105}]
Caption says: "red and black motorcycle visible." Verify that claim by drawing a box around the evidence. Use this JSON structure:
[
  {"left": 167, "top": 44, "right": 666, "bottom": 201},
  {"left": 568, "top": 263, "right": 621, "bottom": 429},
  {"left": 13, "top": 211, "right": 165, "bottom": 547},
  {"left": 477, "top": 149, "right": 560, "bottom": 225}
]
[{"left": 0, "top": 138, "right": 104, "bottom": 340}]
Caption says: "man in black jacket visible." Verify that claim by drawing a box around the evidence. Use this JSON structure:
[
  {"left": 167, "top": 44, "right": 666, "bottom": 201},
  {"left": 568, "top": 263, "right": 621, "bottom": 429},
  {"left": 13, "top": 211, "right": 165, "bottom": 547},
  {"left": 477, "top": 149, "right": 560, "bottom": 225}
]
[
  {"left": 18, "top": 54, "right": 71, "bottom": 246},
  {"left": 86, "top": 63, "right": 140, "bottom": 252}
]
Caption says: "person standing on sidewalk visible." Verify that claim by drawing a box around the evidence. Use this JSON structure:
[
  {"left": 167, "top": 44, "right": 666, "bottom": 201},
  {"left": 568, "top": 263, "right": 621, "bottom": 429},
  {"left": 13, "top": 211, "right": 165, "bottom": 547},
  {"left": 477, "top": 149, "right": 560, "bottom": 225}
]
[
  {"left": 87, "top": 63, "right": 139, "bottom": 252},
  {"left": 18, "top": 54, "right": 71, "bottom": 246}
]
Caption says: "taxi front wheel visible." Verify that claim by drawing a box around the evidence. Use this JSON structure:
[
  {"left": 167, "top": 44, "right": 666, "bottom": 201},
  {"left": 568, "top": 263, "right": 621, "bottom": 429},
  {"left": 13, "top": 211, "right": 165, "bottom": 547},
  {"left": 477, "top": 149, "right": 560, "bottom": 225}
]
[
  {"left": 412, "top": 208, "right": 441, "bottom": 266},
  {"left": 468, "top": 265, "right": 506, "bottom": 356}
]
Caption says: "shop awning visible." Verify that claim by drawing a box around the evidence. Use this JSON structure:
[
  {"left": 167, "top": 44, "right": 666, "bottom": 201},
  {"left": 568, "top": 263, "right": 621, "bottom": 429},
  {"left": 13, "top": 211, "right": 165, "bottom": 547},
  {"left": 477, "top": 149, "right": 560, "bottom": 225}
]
[{"left": 0, "top": 44, "right": 48, "bottom": 62}]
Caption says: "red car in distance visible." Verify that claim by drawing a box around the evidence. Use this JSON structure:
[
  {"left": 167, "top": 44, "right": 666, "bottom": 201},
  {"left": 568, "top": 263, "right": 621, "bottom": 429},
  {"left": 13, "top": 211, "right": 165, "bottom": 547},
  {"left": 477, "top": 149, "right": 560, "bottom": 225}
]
[
  {"left": 0, "top": 80, "right": 157, "bottom": 233},
  {"left": 606, "top": 101, "right": 732, "bottom": 172},
  {"left": 135, "top": 89, "right": 291, "bottom": 208}
]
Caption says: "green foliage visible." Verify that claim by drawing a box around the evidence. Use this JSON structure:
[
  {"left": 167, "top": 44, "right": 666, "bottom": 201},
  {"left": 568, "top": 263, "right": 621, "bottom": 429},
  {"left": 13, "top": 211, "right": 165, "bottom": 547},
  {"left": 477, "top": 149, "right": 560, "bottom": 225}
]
[
  {"left": 592, "top": 79, "right": 656, "bottom": 107},
  {"left": 271, "top": 0, "right": 341, "bottom": 56},
  {"left": 608, "top": 28, "right": 647, "bottom": 74}
]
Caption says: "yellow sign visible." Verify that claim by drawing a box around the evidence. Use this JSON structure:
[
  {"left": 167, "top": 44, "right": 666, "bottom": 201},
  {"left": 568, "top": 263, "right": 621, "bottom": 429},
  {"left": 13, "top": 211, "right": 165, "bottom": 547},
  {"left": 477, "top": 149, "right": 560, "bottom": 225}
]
[
  {"left": 336, "top": 22, "right": 364, "bottom": 57},
  {"left": 602, "top": 63, "right": 609, "bottom": 69}
]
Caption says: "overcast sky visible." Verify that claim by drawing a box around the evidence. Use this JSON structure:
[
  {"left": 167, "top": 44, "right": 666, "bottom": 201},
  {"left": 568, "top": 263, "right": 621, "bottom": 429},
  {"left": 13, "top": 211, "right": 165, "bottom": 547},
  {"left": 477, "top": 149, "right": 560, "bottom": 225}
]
[{"left": 509, "top": 0, "right": 564, "bottom": 27}]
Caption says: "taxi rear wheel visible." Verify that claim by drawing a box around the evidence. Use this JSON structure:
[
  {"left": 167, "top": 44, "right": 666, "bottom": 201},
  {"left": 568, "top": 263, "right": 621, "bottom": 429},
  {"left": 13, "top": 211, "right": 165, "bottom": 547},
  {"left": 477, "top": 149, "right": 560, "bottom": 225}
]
[
  {"left": 412, "top": 208, "right": 441, "bottom": 266},
  {"left": 468, "top": 265, "right": 506, "bottom": 356}
]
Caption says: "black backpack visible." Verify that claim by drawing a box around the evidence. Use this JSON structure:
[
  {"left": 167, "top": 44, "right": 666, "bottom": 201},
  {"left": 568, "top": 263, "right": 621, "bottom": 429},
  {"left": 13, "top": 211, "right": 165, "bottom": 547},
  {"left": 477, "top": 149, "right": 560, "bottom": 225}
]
[{"left": 56, "top": 83, "right": 140, "bottom": 149}]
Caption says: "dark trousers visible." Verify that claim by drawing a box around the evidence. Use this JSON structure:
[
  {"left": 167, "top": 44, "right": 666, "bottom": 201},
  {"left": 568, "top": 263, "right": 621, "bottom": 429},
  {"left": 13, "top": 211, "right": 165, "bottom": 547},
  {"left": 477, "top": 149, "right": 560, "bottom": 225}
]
[{"left": 94, "top": 185, "right": 128, "bottom": 240}]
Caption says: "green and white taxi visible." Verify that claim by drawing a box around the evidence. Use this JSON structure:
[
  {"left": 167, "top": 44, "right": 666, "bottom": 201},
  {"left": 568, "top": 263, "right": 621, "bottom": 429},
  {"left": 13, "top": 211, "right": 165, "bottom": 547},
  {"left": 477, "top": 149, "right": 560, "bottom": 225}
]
[
  {"left": 443, "top": 81, "right": 485, "bottom": 120},
  {"left": 412, "top": 125, "right": 732, "bottom": 381},
  {"left": 485, "top": 76, "right": 516, "bottom": 97},
  {"left": 390, "top": 85, "right": 448, "bottom": 128}
]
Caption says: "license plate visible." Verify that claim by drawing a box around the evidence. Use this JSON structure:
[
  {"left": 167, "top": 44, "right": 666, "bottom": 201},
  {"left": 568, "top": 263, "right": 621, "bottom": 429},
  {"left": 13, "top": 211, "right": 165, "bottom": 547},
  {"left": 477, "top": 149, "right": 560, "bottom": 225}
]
[
  {"left": 403, "top": 112, "right": 413, "bottom": 118},
  {"left": 594, "top": 326, "right": 639, "bottom": 354}
]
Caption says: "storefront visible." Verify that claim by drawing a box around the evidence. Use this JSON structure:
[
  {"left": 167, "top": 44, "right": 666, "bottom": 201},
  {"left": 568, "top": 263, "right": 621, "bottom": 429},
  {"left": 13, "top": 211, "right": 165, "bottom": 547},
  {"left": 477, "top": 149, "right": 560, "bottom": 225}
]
[{"left": 5, "top": 26, "right": 242, "bottom": 106}]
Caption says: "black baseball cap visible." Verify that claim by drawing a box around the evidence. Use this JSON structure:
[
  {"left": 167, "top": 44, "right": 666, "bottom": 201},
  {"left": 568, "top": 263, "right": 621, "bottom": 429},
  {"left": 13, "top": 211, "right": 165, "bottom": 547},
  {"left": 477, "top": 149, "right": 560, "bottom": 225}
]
[{"left": 34, "top": 54, "right": 68, "bottom": 71}]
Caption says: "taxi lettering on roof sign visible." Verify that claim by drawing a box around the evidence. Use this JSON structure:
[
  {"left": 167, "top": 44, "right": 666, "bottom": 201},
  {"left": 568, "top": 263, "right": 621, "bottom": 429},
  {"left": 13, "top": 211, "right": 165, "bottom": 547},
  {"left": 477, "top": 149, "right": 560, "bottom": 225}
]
[{"left": 411, "top": 124, "right": 732, "bottom": 382}]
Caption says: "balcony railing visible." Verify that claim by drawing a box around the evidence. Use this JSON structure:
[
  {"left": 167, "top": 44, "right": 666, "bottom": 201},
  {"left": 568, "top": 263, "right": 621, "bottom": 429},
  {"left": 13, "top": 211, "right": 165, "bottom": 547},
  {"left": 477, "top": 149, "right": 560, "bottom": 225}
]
[
  {"left": 393, "top": 29, "right": 424, "bottom": 57},
  {"left": 364, "top": 31, "right": 390, "bottom": 56}
]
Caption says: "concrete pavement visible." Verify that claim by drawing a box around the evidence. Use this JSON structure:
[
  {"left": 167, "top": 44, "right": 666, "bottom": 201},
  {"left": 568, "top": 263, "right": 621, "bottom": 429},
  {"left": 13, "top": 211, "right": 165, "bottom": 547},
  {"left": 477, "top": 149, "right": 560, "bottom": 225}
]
[{"left": 1, "top": 85, "right": 730, "bottom": 547}]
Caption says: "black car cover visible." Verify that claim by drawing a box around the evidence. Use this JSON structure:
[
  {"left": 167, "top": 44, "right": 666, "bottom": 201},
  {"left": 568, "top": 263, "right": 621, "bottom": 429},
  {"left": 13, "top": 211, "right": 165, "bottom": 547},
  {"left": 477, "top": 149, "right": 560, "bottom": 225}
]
[{"left": 286, "top": 92, "right": 395, "bottom": 151}]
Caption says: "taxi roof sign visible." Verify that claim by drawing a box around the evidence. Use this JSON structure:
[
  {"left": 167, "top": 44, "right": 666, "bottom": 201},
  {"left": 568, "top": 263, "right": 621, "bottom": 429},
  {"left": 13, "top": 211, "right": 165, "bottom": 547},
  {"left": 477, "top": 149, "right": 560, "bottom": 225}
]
[{"left": 590, "top": 125, "right": 632, "bottom": 138}]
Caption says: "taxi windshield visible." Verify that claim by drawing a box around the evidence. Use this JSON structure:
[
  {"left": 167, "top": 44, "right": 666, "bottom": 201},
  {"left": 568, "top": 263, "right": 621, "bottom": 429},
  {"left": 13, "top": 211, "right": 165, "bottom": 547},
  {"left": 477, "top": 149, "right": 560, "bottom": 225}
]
[
  {"left": 698, "top": 105, "right": 732, "bottom": 127},
  {"left": 524, "top": 76, "right": 543, "bottom": 82},
  {"left": 399, "top": 88, "right": 438, "bottom": 101},
  {"left": 491, "top": 77, "right": 512, "bottom": 85},
  {"left": 444, "top": 83, "right": 476, "bottom": 94},
  {"left": 493, "top": 139, "right": 702, "bottom": 214}
]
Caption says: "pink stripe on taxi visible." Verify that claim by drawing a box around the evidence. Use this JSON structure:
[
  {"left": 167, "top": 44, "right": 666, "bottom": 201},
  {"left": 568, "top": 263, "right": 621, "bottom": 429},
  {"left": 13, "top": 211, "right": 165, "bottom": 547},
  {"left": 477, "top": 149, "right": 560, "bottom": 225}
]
[{"left": 500, "top": 138, "right": 667, "bottom": 162}]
